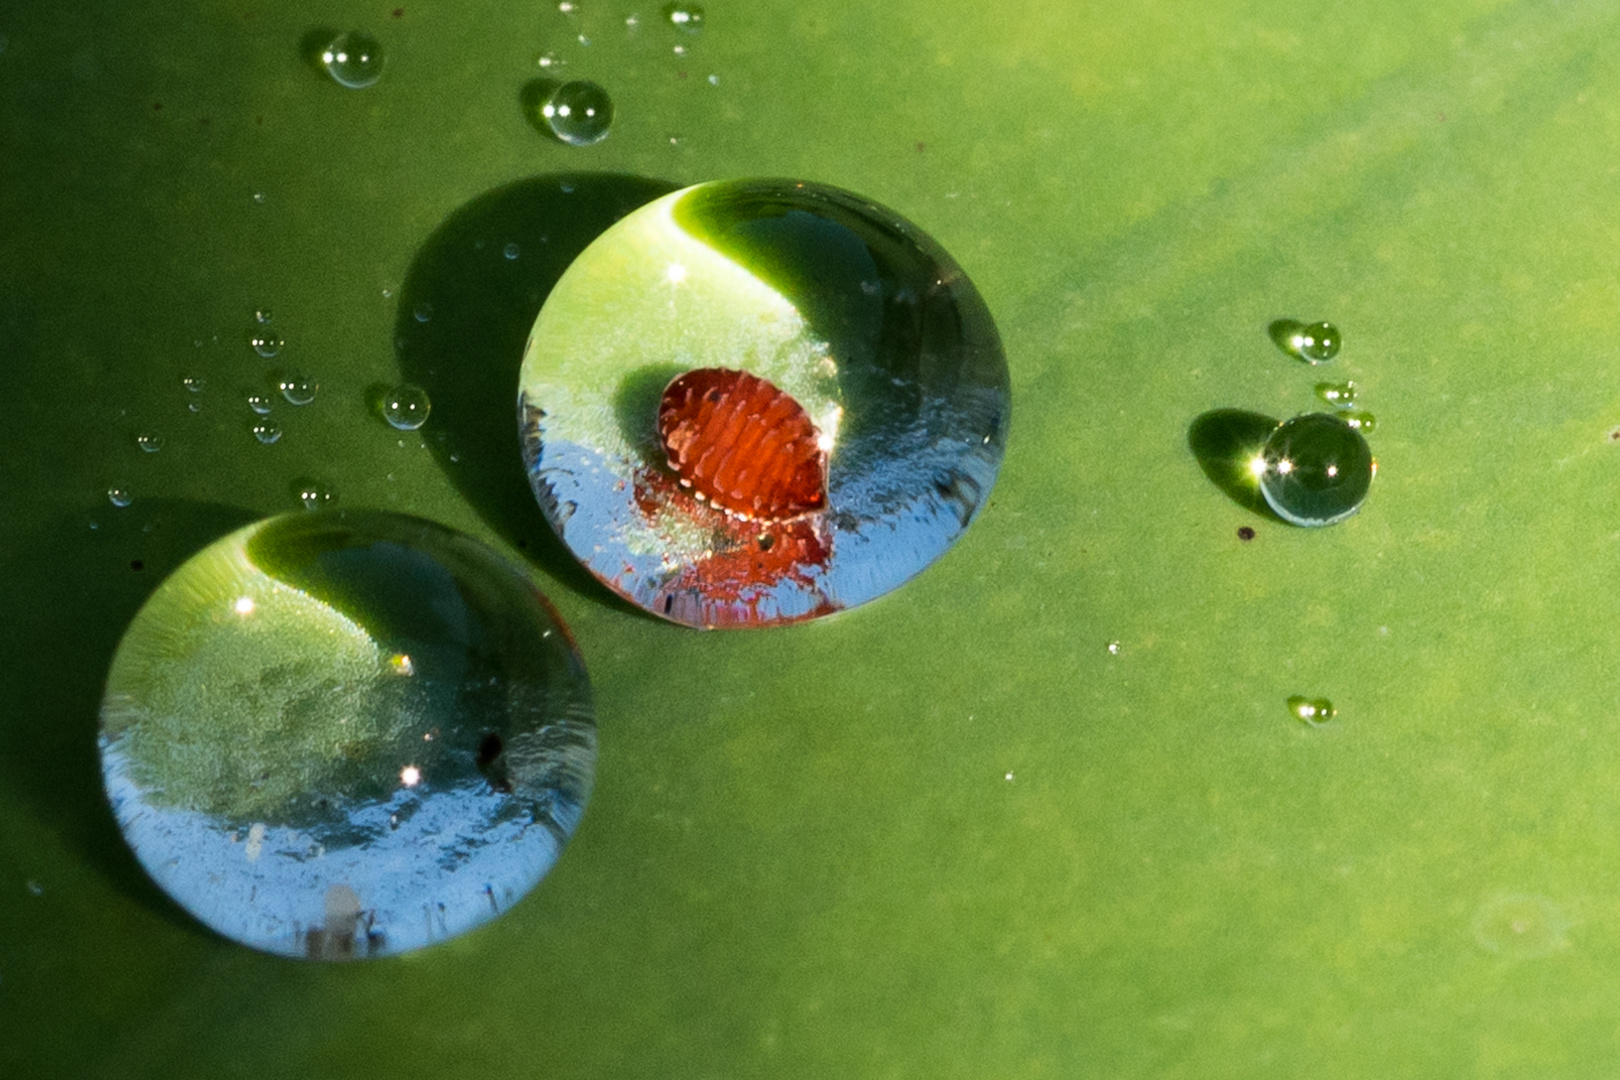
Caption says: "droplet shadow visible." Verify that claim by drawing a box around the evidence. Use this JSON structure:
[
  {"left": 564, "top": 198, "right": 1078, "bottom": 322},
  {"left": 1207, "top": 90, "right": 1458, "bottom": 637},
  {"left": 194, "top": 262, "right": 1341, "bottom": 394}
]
[
  {"left": 393, "top": 172, "right": 681, "bottom": 609},
  {"left": 1187, "top": 408, "right": 1283, "bottom": 520}
]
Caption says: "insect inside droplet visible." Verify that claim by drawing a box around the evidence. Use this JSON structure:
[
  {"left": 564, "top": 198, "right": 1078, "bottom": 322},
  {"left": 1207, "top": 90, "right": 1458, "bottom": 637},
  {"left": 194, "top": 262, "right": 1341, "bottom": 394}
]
[{"left": 657, "top": 367, "right": 828, "bottom": 521}]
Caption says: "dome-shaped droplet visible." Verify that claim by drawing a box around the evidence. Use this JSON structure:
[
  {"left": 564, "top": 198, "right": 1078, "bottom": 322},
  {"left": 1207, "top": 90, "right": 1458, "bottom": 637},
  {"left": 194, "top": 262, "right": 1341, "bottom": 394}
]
[
  {"left": 1287, "top": 695, "right": 1336, "bottom": 725},
  {"left": 247, "top": 393, "right": 273, "bottom": 415},
  {"left": 1314, "top": 381, "right": 1356, "bottom": 408},
  {"left": 539, "top": 80, "right": 614, "bottom": 146},
  {"left": 1258, "top": 413, "right": 1373, "bottom": 527},
  {"left": 291, "top": 477, "right": 337, "bottom": 510},
  {"left": 663, "top": 2, "right": 705, "bottom": 31},
  {"left": 249, "top": 330, "right": 284, "bottom": 359},
  {"left": 108, "top": 486, "right": 133, "bottom": 508},
  {"left": 252, "top": 419, "right": 283, "bottom": 444},
  {"left": 279, "top": 374, "right": 318, "bottom": 406},
  {"left": 97, "top": 510, "right": 595, "bottom": 958},
  {"left": 517, "top": 179, "right": 1010, "bottom": 628},
  {"left": 381, "top": 384, "right": 430, "bottom": 430},
  {"left": 1270, "top": 319, "right": 1341, "bottom": 364},
  {"left": 136, "top": 431, "right": 165, "bottom": 453},
  {"left": 321, "top": 30, "right": 384, "bottom": 90}
]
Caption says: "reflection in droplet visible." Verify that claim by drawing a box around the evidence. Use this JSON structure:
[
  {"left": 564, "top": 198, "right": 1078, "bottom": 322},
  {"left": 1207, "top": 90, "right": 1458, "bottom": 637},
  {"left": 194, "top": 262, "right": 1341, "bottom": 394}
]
[
  {"left": 247, "top": 393, "right": 274, "bottom": 416},
  {"left": 254, "top": 307, "right": 274, "bottom": 325},
  {"left": 279, "top": 374, "right": 318, "bottom": 406},
  {"left": 535, "top": 51, "right": 565, "bottom": 71},
  {"left": 663, "top": 2, "right": 704, "bottom": 31},
  {"left": 1287, "top": 695, "right": 1335, "bottom": 726},
  {"left": 413, "top": 302, "right": 433, "bottom": 323},
  {"left": 108, "top": 486, "right": 133, "bottom": 508},
  {"left": 504, "top": 242, "right": 521, "bottom": 260},
  {"left": 1314, "top": 381, "right": 1356, "bottom": 408},
  {"left": 252, "top": 420, "right": 283, "bottom": 444},
  {"left": 381, "top": 384, "right": 431, "bottom": 430},
  {"left": 136, "top": 431, "right": 165, "bottom": 453},
  {"left": 1259, "top": 413, "right": 1373, "bottom": 527},
  {"left": 518, "top": 179, "right": 1010, "bottom": 628},
  {"left": 539, "top": 80, "right": 614, "bottom": 146},
  {"left": 1106, "top": 641, "right": 1122, "bottom": 656},
  {"left": 1342, "top": 410, "right": 1377, "bottom": 433},
  {"left": 291, "top": 477, "right": 336, "bottom": 510},
  {"left": 1270, "top": 319, "right": 1341, "bottom": 364},
  {"left": 250, "top": 331, "right": 284, "bottom": 359},
  {"left": 98, "top": 510, "right": 596, "bottom": 958},
  {"left": 182, "top": 373, "right": 207, "bottom": 394},
  {"left": 1472, "top": 894, "right": 1569, "bottom": 958},
  {"left": 321, "top": 30, "right": 384, "bottom": 90}
]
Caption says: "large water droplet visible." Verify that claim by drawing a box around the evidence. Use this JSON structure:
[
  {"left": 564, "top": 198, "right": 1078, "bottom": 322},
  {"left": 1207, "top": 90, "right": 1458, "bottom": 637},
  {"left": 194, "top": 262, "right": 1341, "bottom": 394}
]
[
  {"left": 1258, "top": 413, "right": 1373, "bottom": 527},
  {"left": 1270, "top": 319, "right": 1341, "bottom": 364},
  {"left": 381, "top": 384, "right": 431, "bottom": 430},
  {"left": 517, "top": 179, "right": 1010, "bottom": 628},
  {"left": 539, "top": 80, "right": 614, "bottom": 146},
  {"left": 279, "top": 374, "right": 318, "bottom": 406},
  {"left": 97, "top": 510, "right": 596, "bottom": 958},
  {"left": 321, "top": 30, "right": 384, "bottom": 90},
  {"left": 1287, "top": 695, "right": 1336, "bottom": 726},
  {"left": 663, "top": 2, "right": 705, "bottom": 31}
]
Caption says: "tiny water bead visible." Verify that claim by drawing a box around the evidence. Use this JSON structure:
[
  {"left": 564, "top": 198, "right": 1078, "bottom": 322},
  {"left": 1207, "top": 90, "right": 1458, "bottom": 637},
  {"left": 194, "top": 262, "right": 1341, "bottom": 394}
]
[
  {"left": 535, "top": 51, "right": 565, "bottom": 71},
  {"left": 181, "top": 373, "right": 206, "bottom": 394},
  {"left": 279, "top": 374, "right": 318, "bottom": 406},
  {"left": 98, "top": 511, "right": 596, "bottom": 958},
  {"left": 253, "top": 307, "right": 274, "bottom": 325},
  {"left": 291, "top": 478, "right": 337, "bottom": 510},
  {"left": 1287, "top": 695, "right": 1336, "bottom": 726},
  {"left": 136, "top": 431, "right": 165, "bottom": 453},
  {"left": 381, "top": 384, "right": 431, "bottom": 430},
  {"left": 247, "top": 393, "right": 274, "bottom": 415},
  {"left": 1314, "top": 381, "right": 1357, "bottom": 408},
  {"left": 108, "top": 486, "right": 133, "bottom": 508},
  {"left": 539, "top": 80, "right": 614, "bottom": 146},
  {"left": 504, "top": 242, "right": 521, "bottom": 260},
  {"left": 1342, "top": 410, "right": 1377, "bottom": 433},
  {"left": 252, "top": 419, "right": 283, "bottom": 445},
  {"left": 250, "top": 330, "right": 284, "bottom": 359},
  {"left": 518, "top": 179, "right": 1010, "bottom": 628},
  {"left": 321, "top": 30, "right": 384, "bottom": 90},
  {"left": 664, "top": 2, "right": 705, "bottom": 31},
  {"left": 1257, "top": 413, "right": 1374, "bottom": 527},
  {"left": 1270, "top": 319, "right": 1341, "bottom": 364},
  {"left": 413, "top": 302, "right": 434, "bottom": 323}
]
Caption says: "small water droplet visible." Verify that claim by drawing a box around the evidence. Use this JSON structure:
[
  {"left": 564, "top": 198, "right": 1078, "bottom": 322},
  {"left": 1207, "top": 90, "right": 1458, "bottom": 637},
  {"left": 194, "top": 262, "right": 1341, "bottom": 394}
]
[
  {"left": 279, "top": 374, "right": 318, "bottom": 406},
  {"left": 667, "top": 133, "right": 682, "bottom": 146},
  {"left": 625, "top": 14, "right": 640, "bottom": 28},
  {"left": 1106, "top": 640, "right": 1122, "bottom": 656},
  {"left": 253, "top": 306, "right": 274, "bottom": 325},
  {"left": 663, "top": 2, "right": 704, "bottom": 31},
  {"left": 576, "top": 33, "right": 591, "bottom": 46},
  {"left": 536, "top": 51, "right": 565, "bottom": 70},
  {"left": 1314, "top": 381, "right": 1357, "bottom": 408},
  {"left": 251, "top": 191, "right": 266, "bottom": 205},
  {"left": 413, "top": 301, "right": 434, "bottom": 323},
  {"left": 25, "top": 880, "right": 43, "bottom": 897},
  {"left": 247, "top": 393, "right": 273, "bottom": 415},
  {"left": 136, "top": 431, "right": 164, "bottom": 453},
  {"left": 1270, "top": 319, "right": 1341, "bottom": 364},
  {"left": 1287, "top": 695, "right": 1336, "bottom": 726},
  {"left": 381, "top": 384, "right": 431, "bottom": 430},
  {"left": 252, "top": 419, "right": 283, "bottom": 444},
  {"left": 1342, "top": 410, "right": 1377, "bottom": 433},
  {"left": 503, "top": 242, "right": 521, "bottom": 260},
  {"left": 672, "top": 43, "right": 687, "bottom": 57},
  {"left": 539, "top": 80, "right": 614, "bottom": 146},
  {"left": 381, "top": 287, "right": 394, "bottom": 299},
  {"left": 1259, "top": 413, "right": 1374, "bottom": 527},
  {"left": 291, "top": 477, "right": 337, "bottom": 509},
  {"left": 706, "top": 72, "right": 719, "bottom": 86},
  {"left": 181, "top": 373, "right": 206, "bottom": 393},
  {"left": 108, "top": 486, "right": 133, "bottom": 508},
  {"left": 557, "top": 0, "right": 580, "bottom": 12},
  {"left": 249, "top": 330, "right": 284, "bottom": 358},
  {"left": 320, "top": 30, "right": 384, "bottom": 89}
]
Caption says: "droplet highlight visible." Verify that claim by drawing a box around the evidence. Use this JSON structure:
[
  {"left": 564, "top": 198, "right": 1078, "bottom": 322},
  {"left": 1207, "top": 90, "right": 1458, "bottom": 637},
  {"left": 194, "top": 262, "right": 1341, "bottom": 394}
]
[
  {"left": 1314, "top": 381, "right": 1357, "bottom": 408},
  {"left": 108, "top": 486, "right": 133, "bottom": 508},
  {"left": 136, "top": 431, "right": 165, "bottom": 453},
  {"left": 278, "top": 374, "right": 318, "bottom": 406},
  {"left": 247, "top": 393, "right": 274, "bottom": 416},
  {"left": 539, "top": 80, "right": 614, "bottom": 146},
  {"left": 1287, "top": 695, "right": 1336, "bottom": 726},
  {"left": 321, "top": 30, "right": 384, "bottom": 90},
  {"left": 663, "top": 2, "right": 705, "bottom": 31},
  {"left": 1270, "top": 319, "right": 1341, "bottom": 364},
  {"left": 1258, "top": 413, "right": 1373, "bottom": 527},
  {"left": 249, "top": 331, "right": 284, "bottom": 359},
  {"left": 252, "top": 419, "right": 283, "bottom": 445},
  {"left": 291, "top": 477, "right": 337, "bottom": 510},
  {"left": 381, "top": 384, "right": 431, "bottom": 430}
]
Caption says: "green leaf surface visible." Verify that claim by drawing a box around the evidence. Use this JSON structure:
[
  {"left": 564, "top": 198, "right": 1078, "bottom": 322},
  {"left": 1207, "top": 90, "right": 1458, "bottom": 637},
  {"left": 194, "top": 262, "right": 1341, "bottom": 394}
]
[{"left": 4, "top": 0, "right": 1619, "bottom": 1075}]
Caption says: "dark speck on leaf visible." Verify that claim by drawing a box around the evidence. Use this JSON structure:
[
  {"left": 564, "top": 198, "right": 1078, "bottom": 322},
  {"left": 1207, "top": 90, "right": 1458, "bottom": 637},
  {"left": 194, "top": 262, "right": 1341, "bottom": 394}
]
[{"left": 1237, "top": 526, "right": 1255, "bottom": 541}]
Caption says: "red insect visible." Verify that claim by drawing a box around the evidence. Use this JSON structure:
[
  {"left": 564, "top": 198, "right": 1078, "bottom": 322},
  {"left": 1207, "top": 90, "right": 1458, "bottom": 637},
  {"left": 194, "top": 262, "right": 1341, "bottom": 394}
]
[{"left": 657, "top": 367, "right": 828, "bottom": 521}]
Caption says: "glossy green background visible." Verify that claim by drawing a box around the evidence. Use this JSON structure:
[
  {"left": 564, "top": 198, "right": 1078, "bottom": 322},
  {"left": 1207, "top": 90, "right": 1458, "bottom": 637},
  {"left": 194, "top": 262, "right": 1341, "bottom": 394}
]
[{"left": 4, "top": 0, "right": 1619, "bottom": 1075}]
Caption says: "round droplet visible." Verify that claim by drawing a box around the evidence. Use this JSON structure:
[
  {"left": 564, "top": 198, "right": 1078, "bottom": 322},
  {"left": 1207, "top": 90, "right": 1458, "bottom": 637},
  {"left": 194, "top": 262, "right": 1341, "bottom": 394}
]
[
  {"left": 1106, "top": 641, "right": 1122, "bottom": 656},
  {"left": 658, "top": 368, "right": 827, "bottom": 520},
  {"left": 1342, "top": 410, "right": 1377, "bottom": 433},
  {"left": 252, "top": 419, "right": 283, "bottom": 444},
  {"left": 251, "top": 191, "right": 266, "bottom": 205},
  {"left": 97, "top": 510, "right": 596, "bottom": 958},
  {"left": 663, "top": 2, "right": 705, "bottom": 31},
  {"left": 320, "top": 30, "right": 384, "bottom": 90},
  {"left": 1287, "top": 695, "right": 1336, "bottom": 726},
  {"left": 290, "top": 477, "right": 337, "bottom": 510},
  {"left": 250, "top": 331, "right": 283, "bottom": 359},
  {"left": 181, "top": 373, "right": 207, "bottom": 394},
  {"left": 247, "top": 393, "right": 274, "bottom": 415},
  {"left": 503, "top": 242, "right": 521, "bottom": 260},
  {"left": 1259, "top": 413, "right": 1373, "bottom": 527},
  {"left": 136, "top": 431, "right": 165, "bottom": 453},
  {"left": 535, "top": 51, "right": 565, "bottom": 70},
  {"left": 413, "top": 302, "right": 433, "bottom": 323},
  {"left": 108, "top": 486, "right": 133, "bottom": 508},
  {"left": 539, "top": 80, "right": 614, "bottom": 146},
  {"left": 381, "top": 384, "right": 431, "bottom": 430},
  {"left": 1314, "top": 381, "right": 1357, "bottom": 408},
  {"left": 557, "top": 0, "right": 580, "bottom": 12},
  {"left": 518, "top": 179, "right": 1010, "bottom": 628},
  {"left": 279, "top": 374, "right": 318, "bottom": 406},
  {"left": 253, "top": 307, "right": 274, "bottom": 325},
  {"left": 1270, "top": 319, "right": 1341, "bottom": 363}
]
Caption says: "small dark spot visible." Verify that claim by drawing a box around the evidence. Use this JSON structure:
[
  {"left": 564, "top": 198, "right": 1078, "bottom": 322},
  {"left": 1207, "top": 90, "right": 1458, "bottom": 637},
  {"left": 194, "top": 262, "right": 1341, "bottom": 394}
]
[
  {"left": 1609, "top": 429, "right": 1620, "bottom": 441},
  {"left": 516, "top": 537, "right": 529, "bottom": 549},
  {"left": 392, "top": 6, "right": 405, "bottom": 16},
  {"left": 663, "top": 594, "right": 674, "bottom": 614},
  {"left": 757, "top": 533, "right": 776, "bottom": 552},
  {"left": 198, "top": 116, "right": 211, "bottom": 126},
  {"left": 705, "top": 389, "right": 722, "bottom": 403},
  {"left": 255, "top": 114, "right": 263, "bottom": 125},
  {"left": 476, "top": 732, "right": 503, "bottom": 769},
  {"left": 152, "top": 102, "right": 162, "bottom": 111},
  {"left": 676, "top": 70, "right": 689, "bottom": 79},
  {"left": 129, "top": 559, "right": 145, "bottom": 571},
  {"left": 1237, "top": 526, "right": 1255, "bottom": 541},
  {"left": 915, "top": 141, "right": 926, "bottom": 154}
]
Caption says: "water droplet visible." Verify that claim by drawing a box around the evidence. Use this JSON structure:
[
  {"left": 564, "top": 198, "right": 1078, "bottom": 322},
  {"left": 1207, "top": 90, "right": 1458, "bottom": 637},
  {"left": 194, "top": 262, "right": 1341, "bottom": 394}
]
[
  {"left": 279, "top": 374, "right": 318, "bottom": 406},
  {"left": 672, "top": 43, "right": 687, "bottom": 57},
  {"left": 252, "top": 419, "right": 283, "bottom": 444},
  {"left": 1314, "top": 381, "right": 1357, "bottom": 408},
  {"left": 1287, "top": 695, "right": 1336, "bottom": 725},
  {"left": 413, "top": 302, "right": 433, "bottom": 323},
  {"left": 136, "top": 431, "right": 165, "bottom": 453},
  {"left": 253, "top": 307, "right": 274, "bottom": 325},
  {"left": 1342, "top": 410, "right": 1377, "bottom": 433},
  {"left": 538, "top": 80, "right": 614, "bottom": 146},
  {"left": 97, "top": 510, "right": 596, "bottom": 958},
  {"left": 663, "top": 2, "right": 705, "bottom": 31},
  {"left": 517, "top": 179, "right": 1009, "bottom": 628},
  {"left": 1269, "top": 319, "right": 1341, "bottom": 364},
  {"left": 706, "top": 73, "right": 719, "bottom": 86},
  {"left": 1106, "top": 641, "right": 1122, "bottom": 656},
  {"left": 25, "top": 880, "right": 42, "bottom": 897},
  {"left": 503, "top": 242, "right": 521, "bottom": 260},
  {"left": 108, "top": 486, "right": 133, "bottom": 508},
  {"left": 1258, "top": 413, "right": 1374, "bottom": 527},
  {"left": 247, "top": 393, "right": 274, "bottom": 415},
  {"left": 557, "top": 0, "right": 580, "bottom": 12},
  {"left": 320, "top": 30, "right": 384, "bottom": 90},
  {"left": 1471, "top": 894, "right": 1569, "bottom": 958},
  {"left": 381, "top": 384, "right": 431, "bottom": 430},
  {"left": 251, "top": 191, "right": 266, "bottom": 205},
  {"left": 667, "top": 133, "right": 682, "bottom": 146},
  {"left": 381, "top": 287, "right": 394, "bottom": 299},
  {"left": 181, "top": 374, "right": 206, "bottom": 396},
  {"left": 249, "top": 330, "right": 284, "bottom": 359},
  {"left": 536, "top": 51, "right": 565, "bottom": 70},
  {"left": 290, "top": 477, "right": 337, "bottom": 510}
]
